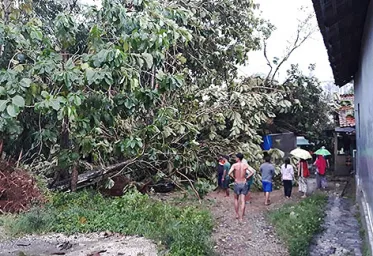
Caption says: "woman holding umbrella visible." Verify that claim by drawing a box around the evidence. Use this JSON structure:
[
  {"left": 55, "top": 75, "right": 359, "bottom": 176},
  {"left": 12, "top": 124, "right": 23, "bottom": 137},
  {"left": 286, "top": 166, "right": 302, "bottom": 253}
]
[
  {"left": 290, "top": 148, "right": 312, "bottom": 198},
  {"left": 314, "top": 147, "right": 331, "bottom": 189}
]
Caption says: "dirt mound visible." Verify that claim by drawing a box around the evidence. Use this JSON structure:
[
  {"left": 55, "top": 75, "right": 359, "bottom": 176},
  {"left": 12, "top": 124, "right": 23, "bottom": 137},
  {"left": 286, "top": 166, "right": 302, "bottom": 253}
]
[{"left": 0, "top": 161, "right": 44, "bottom": 213}]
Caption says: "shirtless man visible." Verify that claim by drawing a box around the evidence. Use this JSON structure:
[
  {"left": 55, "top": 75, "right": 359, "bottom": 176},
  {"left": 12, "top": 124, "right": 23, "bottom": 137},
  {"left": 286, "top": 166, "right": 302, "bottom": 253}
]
[{"left": 228, "top": 153, "right": 254, "bottom": 222}]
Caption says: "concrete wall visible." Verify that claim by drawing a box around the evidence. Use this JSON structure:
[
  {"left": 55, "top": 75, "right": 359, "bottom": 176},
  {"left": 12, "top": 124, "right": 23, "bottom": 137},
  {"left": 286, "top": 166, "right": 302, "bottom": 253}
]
[{"left": 354, "top": 0, "right": 373, "bottom": 249}]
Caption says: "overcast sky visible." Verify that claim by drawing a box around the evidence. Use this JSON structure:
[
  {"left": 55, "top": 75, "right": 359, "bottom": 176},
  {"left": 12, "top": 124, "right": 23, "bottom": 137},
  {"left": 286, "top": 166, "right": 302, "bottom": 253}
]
[
  {"left": 241, "top": 0, "right": 333, "bottom": 83},
  {"left": 81, "top": 0, "right": 334, "bottom": 83}
]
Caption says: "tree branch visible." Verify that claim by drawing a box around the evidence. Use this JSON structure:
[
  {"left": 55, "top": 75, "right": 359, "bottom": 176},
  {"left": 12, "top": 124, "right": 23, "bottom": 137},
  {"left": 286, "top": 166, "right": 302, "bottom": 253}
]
[{"left": 263, "top": 40, "right": 273, "bottom": 86}]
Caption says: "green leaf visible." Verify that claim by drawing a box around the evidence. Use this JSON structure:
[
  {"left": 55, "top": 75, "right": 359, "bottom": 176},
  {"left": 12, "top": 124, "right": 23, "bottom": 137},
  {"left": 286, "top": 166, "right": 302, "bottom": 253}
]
[
  {"left": 130, "top": 140, "right": 136, "bottom": 149},
  {"left": 41, "top": 91, "right": 49, "bottom": 99},
  {"left": 6, "top": 104, "right": 18, "bottom": 117},
  {"left": 86, "top": 68, "right": 95, "bottom": 85},
  {"left": 0, "top": 86, "right": 6, "bottom": 96},
  {"left": 20, "top": 78, "right": 32, "bottom": 88},
  {"left": 51, "top": 99, "right": 61, "bottom": 111},
  {"left": 142, "top": 53, "right": 153, "bottom": 69},
  {"left": 0, "top": 100, "right": 8, "bottom": 112},
  {"left": 81, "top": 63, "right": 89, "bottom": 70},
  {"left": 12, "top": 95, "right": 25, "bottom": 107},
  {"left": 74, "top": 96, "right": 82, "bottom": 106},
  {"left": 130, "top": 78, "right": 139, "bottom": 90},
  {"left": 31, "top": 30, "right": 42, "bottom": 41}
]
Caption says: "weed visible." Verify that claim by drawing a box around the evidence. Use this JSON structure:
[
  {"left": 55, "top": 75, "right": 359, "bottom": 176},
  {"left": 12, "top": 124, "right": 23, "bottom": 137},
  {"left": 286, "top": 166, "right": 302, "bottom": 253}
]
[
  {"left": 355, "top": 208, "right": 372, "bottom": 256},
  {"left": 9, "top": 190, "right": 214, "bottom": 256},
  {"left": 268, "top": 193, "right": 328, "bottom": 256}
]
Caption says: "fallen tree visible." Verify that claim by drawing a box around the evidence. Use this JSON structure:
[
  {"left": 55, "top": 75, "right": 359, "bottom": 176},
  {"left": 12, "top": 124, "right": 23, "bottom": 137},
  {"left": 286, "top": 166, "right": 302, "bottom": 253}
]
[
  {"left": 0, "top": 0, "right": 323, "bottom": 194},
  {"left": 49, "top": 159, "right": 135, "bottom": 191}
]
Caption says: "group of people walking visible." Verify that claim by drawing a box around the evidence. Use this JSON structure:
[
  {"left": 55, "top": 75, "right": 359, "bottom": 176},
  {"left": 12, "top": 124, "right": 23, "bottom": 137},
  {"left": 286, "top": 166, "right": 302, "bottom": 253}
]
[{"left": 217, "top": 152, "right": 329, "bottom": 222}]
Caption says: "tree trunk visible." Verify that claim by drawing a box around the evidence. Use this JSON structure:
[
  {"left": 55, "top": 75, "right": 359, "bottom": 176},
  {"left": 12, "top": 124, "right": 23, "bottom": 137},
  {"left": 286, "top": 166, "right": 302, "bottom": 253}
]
[
  {"left": 53, "top": 52, "right": 72, "bottom": 187},
  {"left": 0, "top": 139, "right": 3, "bottom": 157},
  {"left": 50, "top": 159, "right": 133, "bottom": 191},
  {"left": 70, "top": 163, "right": 78, "bottom": 192}
]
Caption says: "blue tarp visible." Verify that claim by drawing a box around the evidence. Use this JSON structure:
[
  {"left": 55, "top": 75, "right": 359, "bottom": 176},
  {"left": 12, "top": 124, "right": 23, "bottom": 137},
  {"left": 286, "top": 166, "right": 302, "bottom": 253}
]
[{"left": 263, "top": 135, "right": 272, "bottom": 150}]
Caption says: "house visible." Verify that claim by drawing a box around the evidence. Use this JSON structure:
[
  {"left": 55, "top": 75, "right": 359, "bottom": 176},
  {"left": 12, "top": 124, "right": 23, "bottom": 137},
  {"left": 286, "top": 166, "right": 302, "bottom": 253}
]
[
  {"left": 334, "top": 94, "right": 356, "bottom": 176},
  {"left": 312, "top": 0, "right": 373, "bottom": 249},
  {"left": 296, "top": 136, "right": 312, "bottom": 147}
]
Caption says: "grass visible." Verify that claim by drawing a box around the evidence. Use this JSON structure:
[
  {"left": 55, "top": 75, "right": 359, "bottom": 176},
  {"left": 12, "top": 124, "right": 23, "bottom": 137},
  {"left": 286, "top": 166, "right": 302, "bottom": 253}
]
[
  {"left": 268, "top": 193, "right": 328, "bottom": 256},
  {"left": 355, "top": 207, "right": 372, "bottom": 256},
  {"left": 7, "top": 190, "right": 215, "bottom": 256}
]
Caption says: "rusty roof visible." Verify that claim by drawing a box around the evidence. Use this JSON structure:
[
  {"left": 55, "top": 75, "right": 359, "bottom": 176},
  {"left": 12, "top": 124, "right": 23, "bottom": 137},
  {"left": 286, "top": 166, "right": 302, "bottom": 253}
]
[{"left": 311, "top": 0, "right": 371, "bottom": 86}]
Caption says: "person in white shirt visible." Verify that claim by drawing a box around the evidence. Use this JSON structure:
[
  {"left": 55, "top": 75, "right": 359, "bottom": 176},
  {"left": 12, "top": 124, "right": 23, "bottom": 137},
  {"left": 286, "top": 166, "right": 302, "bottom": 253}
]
[{"left": 281, "top": 158, "right": 294, "bottom": 199}]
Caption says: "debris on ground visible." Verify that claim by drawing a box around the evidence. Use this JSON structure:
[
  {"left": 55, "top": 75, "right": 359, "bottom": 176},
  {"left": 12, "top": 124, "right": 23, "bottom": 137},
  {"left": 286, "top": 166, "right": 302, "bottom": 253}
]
[
  {"left": 0, "top": 161, "right": 44, "bottom": 213},
  {"left": 0, "top": 233, "right": 157, "bottom": 256}
]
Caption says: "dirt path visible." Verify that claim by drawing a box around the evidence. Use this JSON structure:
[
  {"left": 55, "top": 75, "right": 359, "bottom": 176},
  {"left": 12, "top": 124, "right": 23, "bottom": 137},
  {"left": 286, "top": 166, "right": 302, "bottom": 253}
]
[{"left": 206, "top": 189, "right": 303, "bottom": 256}]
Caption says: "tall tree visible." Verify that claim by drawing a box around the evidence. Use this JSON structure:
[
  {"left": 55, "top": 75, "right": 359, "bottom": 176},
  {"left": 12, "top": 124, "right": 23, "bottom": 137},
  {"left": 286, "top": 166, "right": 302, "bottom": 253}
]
[{"left": 0, "top": 0, "right": 296, "bottom": 191}]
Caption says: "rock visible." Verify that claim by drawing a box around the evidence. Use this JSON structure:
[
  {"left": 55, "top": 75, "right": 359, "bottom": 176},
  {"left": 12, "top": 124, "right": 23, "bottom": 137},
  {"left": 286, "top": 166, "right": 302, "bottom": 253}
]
[{"left": 57, "top": 241, "right": 72, "bottom": 250}]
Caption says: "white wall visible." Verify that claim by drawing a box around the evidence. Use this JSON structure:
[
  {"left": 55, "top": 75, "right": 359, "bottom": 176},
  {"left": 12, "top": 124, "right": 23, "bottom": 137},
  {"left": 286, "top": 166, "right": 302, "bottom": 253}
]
[{"left": 354, "top": 0, "right": 373, "bottom": 247}]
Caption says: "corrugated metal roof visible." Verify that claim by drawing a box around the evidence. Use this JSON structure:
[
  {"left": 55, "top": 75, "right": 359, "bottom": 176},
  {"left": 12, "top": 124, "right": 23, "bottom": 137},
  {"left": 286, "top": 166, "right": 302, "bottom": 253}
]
[{"left": 311, "top": 0, "right": 371, "bottom": 86}]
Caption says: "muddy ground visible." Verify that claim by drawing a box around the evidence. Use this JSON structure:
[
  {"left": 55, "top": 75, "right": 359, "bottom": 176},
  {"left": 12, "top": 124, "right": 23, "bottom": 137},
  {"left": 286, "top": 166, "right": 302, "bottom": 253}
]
[{"left": 0, "top": 177, "right": 363, "bottom": 256}]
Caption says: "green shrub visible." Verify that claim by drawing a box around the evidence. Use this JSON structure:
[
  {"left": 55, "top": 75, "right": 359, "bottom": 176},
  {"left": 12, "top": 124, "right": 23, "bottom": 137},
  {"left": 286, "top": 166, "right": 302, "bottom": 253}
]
[
  {"left": 268, "top": 193, "right": 328, "bottom": 256},
  {"left": 10, "top": 190, "right": 214, "bottom": 256},
  {"left": 10, "top": 207, "right": 55, "bottom": 235}
]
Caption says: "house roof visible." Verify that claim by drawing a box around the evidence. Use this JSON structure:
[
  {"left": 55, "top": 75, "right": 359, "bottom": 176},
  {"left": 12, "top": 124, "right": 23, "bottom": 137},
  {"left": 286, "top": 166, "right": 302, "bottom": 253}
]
[
  {"left": 311, "top": 0, "right": 371, "bottom": 86},
  {"left": 296, "top": 136, "right": 313, "bottom": 146}
]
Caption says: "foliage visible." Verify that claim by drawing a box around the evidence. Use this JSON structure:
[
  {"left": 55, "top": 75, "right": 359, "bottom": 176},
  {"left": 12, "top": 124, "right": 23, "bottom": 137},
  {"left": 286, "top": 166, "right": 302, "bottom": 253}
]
[
  {"left": 10, "top": 190, "right": 214, "bottom": 256},
  {"left": 355, "top": 207, "right": 372, "bottom": 256},
  {"left": 249, "top": 148, "right": 284, "bottom": 190},
  {"left": 0, "top": 0, "right": 296, "bottom": 191},
  {"left": 271, "top": 64, "right": 334, "bottom": 146},
  {"left": 268, "top": 193, "right": 328, "bottom": 256}
]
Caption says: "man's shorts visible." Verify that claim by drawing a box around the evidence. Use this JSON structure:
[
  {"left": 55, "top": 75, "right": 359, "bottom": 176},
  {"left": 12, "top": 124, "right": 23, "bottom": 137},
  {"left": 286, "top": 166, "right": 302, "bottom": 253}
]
[
  {"left": 234, "top": 183, "right": 249, "bottom": 195},
  {"left": 262, "top": 181, "right": 273, "bottom": 192},
  {"left": 222, "top": 176, "right": 230, "bottom": 189},
  {"left": 247, "top": 176, "right": 254, "bottom": 192}
]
